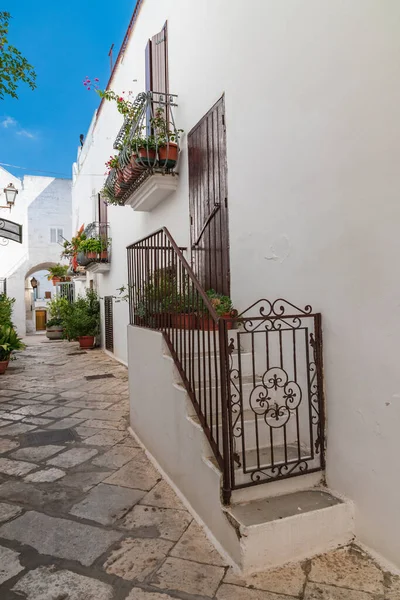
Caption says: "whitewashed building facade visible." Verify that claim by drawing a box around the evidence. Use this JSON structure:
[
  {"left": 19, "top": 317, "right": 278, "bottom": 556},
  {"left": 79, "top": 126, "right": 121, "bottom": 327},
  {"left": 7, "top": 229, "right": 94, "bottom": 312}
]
[
  {"left": 72, "top": 0, "right": 400, "bottom": 573},
  {"left": 0, "top": 166, "right": 71, "bottom": 333}
]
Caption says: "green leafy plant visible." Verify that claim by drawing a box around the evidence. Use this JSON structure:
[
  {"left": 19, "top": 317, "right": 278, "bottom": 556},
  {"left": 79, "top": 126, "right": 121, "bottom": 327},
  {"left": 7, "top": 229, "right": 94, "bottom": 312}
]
[
  {"left": 150, "top": 107, "right": 184, "bottom": 147},
  {"left": 0, "top": 325, "right": 25, "bottom": 361},
  {"left": 62, "top": 289, "right": 100, "bottom": 339},
  {"left": 205, "top": 289, "right": 234, "bottom": 316},
  {"left": 0, "top": 293, "right": 15, "bottom": 327},
  {"left": 46, "top": 317, "right": 63, "bottom": 328},
  {"left": 47, "top": 264, "right": 69, "bottom": 280},
  {"left": 0, "top": 12, "right": 36, "bottom": 100},
  {"left": 79, "top": 238, "right": 102, "bottom": 254}
]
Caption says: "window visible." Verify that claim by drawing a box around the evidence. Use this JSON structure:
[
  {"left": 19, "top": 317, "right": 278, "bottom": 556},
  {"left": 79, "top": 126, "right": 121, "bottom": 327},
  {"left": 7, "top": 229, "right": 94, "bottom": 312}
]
[{"left": 50, "top": 227, "right": 63, "bottom": 244}]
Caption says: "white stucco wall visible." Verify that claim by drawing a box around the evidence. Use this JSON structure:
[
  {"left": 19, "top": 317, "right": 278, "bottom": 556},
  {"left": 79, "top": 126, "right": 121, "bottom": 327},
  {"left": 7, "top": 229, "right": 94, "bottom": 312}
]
[
  {"left": 73, "top": 0, "right": 400, "bottom": 568},
  {"left": 0, "top": 172, "right": 71, "bottom": 332}
]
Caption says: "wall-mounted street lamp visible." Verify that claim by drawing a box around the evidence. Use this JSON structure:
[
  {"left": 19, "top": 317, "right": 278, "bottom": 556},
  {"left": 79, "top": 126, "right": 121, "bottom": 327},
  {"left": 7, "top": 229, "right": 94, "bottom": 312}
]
[{"left": 0, "top": 183, "right": 18, "bottom": 210}]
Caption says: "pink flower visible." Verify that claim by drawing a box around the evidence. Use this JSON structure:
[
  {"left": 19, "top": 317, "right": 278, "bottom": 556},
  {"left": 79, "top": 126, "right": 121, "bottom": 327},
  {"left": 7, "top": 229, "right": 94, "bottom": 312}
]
[
  {"left": 119, "top": 97, "right": 123, "bottom": 102},
  {"left": 87, "top": 87, "right": 91, "bottom": 91},
  {"left": 94, "top": 78, "right": 99, "bottom": 82}
]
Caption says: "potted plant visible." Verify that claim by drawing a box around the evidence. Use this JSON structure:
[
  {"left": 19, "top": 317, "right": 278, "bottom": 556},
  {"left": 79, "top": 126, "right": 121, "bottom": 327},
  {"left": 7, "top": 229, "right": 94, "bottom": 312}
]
[
  {"left": 151, "top": 108, "right": 183, "bottom": 169},
  {"left": 0, "top": 325, "right": 25, "bottom": 374},
  {"left": 100, "top": 237, "right": 111, "bottom": 261},
  {"left": 45, "top": 296, "right": 70, "bottom": 340},
  {"left": 79, "top": 238, "right": 102, "bottom": 260},
  {"left": 62, "top": 290, "right": 100, "bottom": 349},
  {"left": 45, "top": 317, "right": 64, "bottom": 340},
  {"left": 135, "top": 136, "right": 157, "bottom": 167},
  {"left": 170, "top": 289, "right": 196, "bottom": 330},
  {"left": 47, "top": 264, "right": 69, "bottom": 286},
  {"left": 198, "top": 290, "right": 235, "bottom": 330}
]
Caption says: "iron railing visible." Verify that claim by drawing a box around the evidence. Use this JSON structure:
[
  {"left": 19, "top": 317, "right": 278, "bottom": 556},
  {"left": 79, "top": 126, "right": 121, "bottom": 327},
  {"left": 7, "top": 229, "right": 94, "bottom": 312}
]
[
  {"left": 0, "top": 278, "right": 6, "bottom": 295},
  {"left": 56, "top": 282, "right": 74, "bottom": 303},
  {"left": 104, "top": 91, "right": 180, "bottom": 206},
  {"left": 77, "top": 222, "right": 111, "bottom": 267},
  {"left": 127, "top": 229, "right": 325, "bottom": 503}
]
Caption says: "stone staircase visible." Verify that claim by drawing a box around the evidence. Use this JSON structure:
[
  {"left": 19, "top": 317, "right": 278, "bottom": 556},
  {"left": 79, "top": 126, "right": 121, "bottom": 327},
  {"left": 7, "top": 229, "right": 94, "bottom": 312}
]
[{"left": 128, "top": 325, "right": 355, "bottom": 573}]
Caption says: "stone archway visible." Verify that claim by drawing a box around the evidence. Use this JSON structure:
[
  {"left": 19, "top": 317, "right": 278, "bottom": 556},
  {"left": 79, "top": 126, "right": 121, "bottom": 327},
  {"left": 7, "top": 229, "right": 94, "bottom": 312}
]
[{"left": 24, "top": 262, "right": 58, "bottom": 334}]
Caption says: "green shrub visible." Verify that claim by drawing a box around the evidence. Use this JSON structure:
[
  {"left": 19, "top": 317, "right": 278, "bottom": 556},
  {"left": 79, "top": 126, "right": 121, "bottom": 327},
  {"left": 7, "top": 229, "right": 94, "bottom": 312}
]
[
  {"left": 0, "top": 325, "right": 25, "bottom": 361},
  {"left": 0, "top": 294, "right": 15, "bottom": 327},
  {"left": 62, "top": 289, "right": 100, "bottom": 339}
]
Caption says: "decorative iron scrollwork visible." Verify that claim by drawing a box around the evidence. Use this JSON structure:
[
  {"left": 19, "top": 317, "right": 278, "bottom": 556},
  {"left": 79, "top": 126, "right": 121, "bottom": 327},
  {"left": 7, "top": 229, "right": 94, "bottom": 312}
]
[{"left": 249, "top": 367, "right": 302, "bottom": 428}]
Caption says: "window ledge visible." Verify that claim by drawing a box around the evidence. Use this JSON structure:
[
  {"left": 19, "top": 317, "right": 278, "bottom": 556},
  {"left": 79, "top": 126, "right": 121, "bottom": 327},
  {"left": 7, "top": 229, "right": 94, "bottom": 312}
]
[{"left": 125, "top": 173, "right": 179, "bottom": 212}]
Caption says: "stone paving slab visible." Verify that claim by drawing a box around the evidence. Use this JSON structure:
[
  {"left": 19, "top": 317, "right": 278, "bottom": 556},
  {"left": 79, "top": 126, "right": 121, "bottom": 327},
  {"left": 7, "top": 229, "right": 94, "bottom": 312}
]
[
  {"left": 224, "top": 562, "right": 306, "bottom": 596},
  {"left": 0, "top": 544, "right": 24, "bottom": 584},
  {"left": 0, "top": 457, "right": 38, "bottom": 476},
  {"left": 47, "top": 447, "right": 98, "bottom": 468},
  {"left": 92, "top": 445, "right": 138, "bottom": 468},
  {"left": 104, "top": 537, "right": 174, "bottom": 582},
  {"left": 10, "top": 444, "right": 64, "bottom": 462},
  {"left": 0, "top": 510, "right": 122, "bottom": 566},
  {"left": 25, "top": 467, "right": 66, "bottom": 483},
  {"left": 104, "top": 451, "right": 161, "bottom": 490},
  {"left": 82, "top": 430, "right": 128, "bottom": 446},
  {"left": 0, "top": 337, "right": 397, "bottom": 600},
  {"left": 121, "top": 505, "right": 192, "bottom": 541},
  {"left": 139, "top": 480, "right": 186, "bottom": 511},
  {"left": 69, "top": 483, "right": 145, "bottom": 525},
  {"left": 12, "top": 565, "right": 114, "bottom": 600},
  {"left": 0, "top": 501, "right": 23, "bottom": 523},
  {"left": 151, "top": 556, "right": 225, "bottom": 597},
  {"left": 171, "top": 521, "right": 228, "bottom": 566}
]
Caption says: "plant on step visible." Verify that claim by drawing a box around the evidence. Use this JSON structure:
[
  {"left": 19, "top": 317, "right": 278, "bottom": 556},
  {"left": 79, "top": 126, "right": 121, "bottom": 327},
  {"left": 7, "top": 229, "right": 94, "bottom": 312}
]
[
  {"left": 205, "top": 289, "right": 234, "bottom": 316},
  {"left": 47, "top": 264, "right": 69, "bottom": 281},
  {"left": 0, "top": 325, "right": 25, "bottom": 361},
  {"left": 0, "top": 293, "right": 15, "bottom": 327}
]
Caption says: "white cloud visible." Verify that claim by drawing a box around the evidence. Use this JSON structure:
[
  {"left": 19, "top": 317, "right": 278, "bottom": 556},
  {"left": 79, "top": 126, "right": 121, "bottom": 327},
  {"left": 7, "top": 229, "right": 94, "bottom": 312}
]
[
  {"left": 16, "top": 129, "right": 36, "bottom": 139},
  {"left": 1, "top": 116, "right": 17, "bottom": 128}
]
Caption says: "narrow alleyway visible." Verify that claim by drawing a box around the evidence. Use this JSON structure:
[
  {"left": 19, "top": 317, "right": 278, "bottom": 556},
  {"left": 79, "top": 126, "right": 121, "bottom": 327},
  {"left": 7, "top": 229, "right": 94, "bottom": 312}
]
[{"left": 0, "top": 337, "right": 397, "bottom": 599}]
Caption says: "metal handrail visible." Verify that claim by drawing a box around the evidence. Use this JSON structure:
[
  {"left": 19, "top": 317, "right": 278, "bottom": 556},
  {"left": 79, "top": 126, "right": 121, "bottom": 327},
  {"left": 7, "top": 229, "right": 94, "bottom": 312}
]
[{"left": 127, "top": 227, "right": 232, "bottom": 503}]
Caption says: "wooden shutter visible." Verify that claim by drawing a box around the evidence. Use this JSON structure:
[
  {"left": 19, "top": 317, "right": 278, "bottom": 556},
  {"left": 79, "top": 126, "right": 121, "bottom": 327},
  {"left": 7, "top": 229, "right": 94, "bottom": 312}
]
[
  {"left": 151, "top": 23, "right": 168, "bottom": 98},
  {"left": 98, "top": 193, "right": 108, "bottom": 224},
  {"left": 104, "top": 296, "right": 114, "bottom": 352}
]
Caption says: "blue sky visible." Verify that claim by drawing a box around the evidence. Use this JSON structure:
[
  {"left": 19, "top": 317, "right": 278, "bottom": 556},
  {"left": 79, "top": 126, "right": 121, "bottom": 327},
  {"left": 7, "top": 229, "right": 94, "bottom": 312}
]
[{"left": 0, "top": 1, "right": 136, "bottom": 180}]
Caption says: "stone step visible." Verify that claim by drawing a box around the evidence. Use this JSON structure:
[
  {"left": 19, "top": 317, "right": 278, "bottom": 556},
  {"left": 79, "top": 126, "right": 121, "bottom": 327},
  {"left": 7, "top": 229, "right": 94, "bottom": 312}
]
[{"left": 225, "top": 489, "right": 354, "bottom": 571}]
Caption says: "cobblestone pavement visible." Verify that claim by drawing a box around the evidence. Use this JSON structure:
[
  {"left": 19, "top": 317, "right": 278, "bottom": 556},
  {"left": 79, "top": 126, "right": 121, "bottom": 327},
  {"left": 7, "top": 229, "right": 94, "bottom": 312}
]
[{"left": 0, "top": 336, "right": 398, "bottom": 599}]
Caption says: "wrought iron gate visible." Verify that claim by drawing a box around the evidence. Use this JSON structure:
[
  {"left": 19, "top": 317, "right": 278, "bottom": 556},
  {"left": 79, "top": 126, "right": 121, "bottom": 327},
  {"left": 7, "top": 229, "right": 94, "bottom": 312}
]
[
  {"left": 104, "top": 296, "right": 114, "bottom": 353},
  {"left": 188, "top": 96, "right": 230, "bottom": 295},
  {"left": 227, "top": 300, "right": 325, "bottom": 490}
]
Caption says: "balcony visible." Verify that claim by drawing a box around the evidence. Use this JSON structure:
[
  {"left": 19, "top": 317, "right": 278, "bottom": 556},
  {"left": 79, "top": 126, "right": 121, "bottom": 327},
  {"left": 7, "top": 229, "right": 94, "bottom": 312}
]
[
  {"left": 77, "top": 222, "right": 111, "bottom": 274},
  {"left": 102, "top": 91, "right": 180, "bottom": 211}
]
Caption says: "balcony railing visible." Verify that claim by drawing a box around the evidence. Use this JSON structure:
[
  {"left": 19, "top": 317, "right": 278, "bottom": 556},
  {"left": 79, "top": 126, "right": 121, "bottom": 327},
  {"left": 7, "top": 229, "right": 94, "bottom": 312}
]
[
  {"left": 76, "top": 222, "right": 111, "bottom": 272},
  {"left": 102, "top": 91, "right": 180, "bottom": 207}
]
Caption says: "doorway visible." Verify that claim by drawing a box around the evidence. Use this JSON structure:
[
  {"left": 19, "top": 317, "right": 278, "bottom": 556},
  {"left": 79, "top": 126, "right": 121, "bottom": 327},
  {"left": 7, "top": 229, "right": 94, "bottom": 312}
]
[
  {"left": 188, "top": 96, "right": 230, "bottom": 295},
  {"left": 35, "top": 310, "right": 47, "bottom": 331}
]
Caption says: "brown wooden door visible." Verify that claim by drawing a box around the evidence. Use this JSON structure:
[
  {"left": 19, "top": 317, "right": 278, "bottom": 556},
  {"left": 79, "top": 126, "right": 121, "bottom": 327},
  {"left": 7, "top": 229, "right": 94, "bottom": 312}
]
[
  {"left": 35, "top": 310, "right": 47, "bottom": 331},
  {"left": 188, "top": 96, "right": 230, "bottom": 295}
]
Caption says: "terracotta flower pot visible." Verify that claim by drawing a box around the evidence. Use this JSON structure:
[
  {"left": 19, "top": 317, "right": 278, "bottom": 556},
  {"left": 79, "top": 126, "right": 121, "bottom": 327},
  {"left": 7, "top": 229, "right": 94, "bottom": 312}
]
[
  {"left": 171, "top": 313, "right": 196, "bottom": 330},
  {"left": 116, "top": 169, "right": 124, "bottom": 184},
  {"left": 123, "top": 163, "right": 135, "bottom": 184},
  {"left": 87, "top": 252, "right": 97, "bottom": 260},
  {"left": 0, "top": 360, "right": 9, "bottom": 375},
  {"left": 52, "top": 276, "right": 61, "bottom": 286},
  {"left": 197, "top": 314, "right": 233, "bottom": 331},
  {"left": 100, "top": 250, "right": 108, "bottom": 261},
  {"left": 79, "top": 335, "right": 95, "bottom": 349},
  {"left": 114, "top": 182, "right": 124, "bottom": 197},
  {"left": 158, "top": 143, "right": 178, "bottom": 169},
  {"left": 136, "top": 147, "right": 157, "bottom": 167}
]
